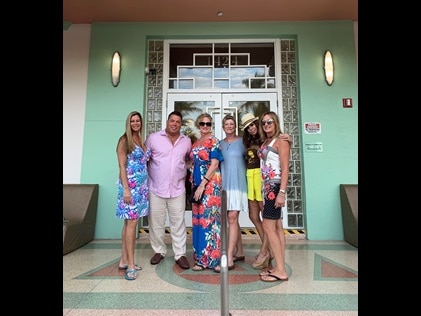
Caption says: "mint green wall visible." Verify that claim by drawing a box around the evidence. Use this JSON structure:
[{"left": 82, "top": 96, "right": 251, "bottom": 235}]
[
  {"left": 80, "top": 21, "right": 358, "bottom": 240},
  {"left": 296, "top": 23, "right": 358, "bottom": 240}
]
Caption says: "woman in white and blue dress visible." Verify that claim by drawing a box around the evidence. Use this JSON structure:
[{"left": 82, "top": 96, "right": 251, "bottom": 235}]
[{"left": 214, "top": 115, "right": 249, "bottom": 272}]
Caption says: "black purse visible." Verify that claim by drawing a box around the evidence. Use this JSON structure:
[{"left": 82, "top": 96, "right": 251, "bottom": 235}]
[{"left": 189, "top": 185, "right": 204, "bottom": 204}]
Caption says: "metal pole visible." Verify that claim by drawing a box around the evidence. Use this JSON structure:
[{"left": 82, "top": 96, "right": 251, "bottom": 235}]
[{"left": 220, "top": 190, "right": 231, "bottom": 316}]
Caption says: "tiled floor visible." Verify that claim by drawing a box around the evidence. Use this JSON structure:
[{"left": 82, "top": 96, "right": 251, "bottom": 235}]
[{"left": 63, "top": 231, "right": 358, "bottom": 315}]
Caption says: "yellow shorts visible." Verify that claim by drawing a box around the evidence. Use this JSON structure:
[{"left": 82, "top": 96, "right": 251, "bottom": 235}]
[{"left": 246, "top": 168, "right": 262, "bottom": 201}]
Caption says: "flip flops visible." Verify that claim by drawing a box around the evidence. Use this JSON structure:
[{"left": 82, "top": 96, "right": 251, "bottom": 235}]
[
  {"left": 259, "top": 270, "right": 272, "bottom": 277},
  {"left": 125, "top": 269, "right": 138, "bottom": 281},
  {"left": 233, "top": 255, "right": 245, "bottom": 262},
  {"left": 118, "top": 264, "right": 142, "bottom": 271},
  {"left": 260, "top": 273, "right": 288, "bottom": 282},
  {"left": 213, "top": 264, "right": 235, "bottom": 273}
]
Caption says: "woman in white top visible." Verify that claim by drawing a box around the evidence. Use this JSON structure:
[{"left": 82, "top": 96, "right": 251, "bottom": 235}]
[{"left": 257, "top": 111, "right": 290, "bottom": 282}]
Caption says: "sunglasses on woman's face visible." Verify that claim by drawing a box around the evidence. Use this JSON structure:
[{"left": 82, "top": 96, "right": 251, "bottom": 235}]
[
  {"left": 199, "top": 122, "right": 212, "bottom": 127},
  {"left": 261, "top": 119, "right": 274, "bottom": 126}
]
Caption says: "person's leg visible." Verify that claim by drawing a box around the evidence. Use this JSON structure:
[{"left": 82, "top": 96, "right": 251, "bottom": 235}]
[
  {"left": 255, "top": 202, "right": 263, "bottom": 218},
  {"left": 250, "top": 198, "right": 272, "bottom": 266},
  {"left": 248, "top": 199, "right": 264, "bottom": 242},
  {"left": 227, "top": 210, "right": 240, "bottom": 267},
  {"left": 252, "top": 231, "right": 271, "bottom": 269},
  {"left": 148, "top": 191, "right": 168, "bottom": 257},
  {"left": 252, "top": 176, "right": 272, "bottom": 269},
  {"left": 215, "top": 210, "right": 239, "bottom": 272},
  {"left": 124, "top": 218, "right": 139, "bottom": 279},
  {"left": 234, "top": 228, "right": 244, "bottom": 258},
  {"left": 167, "top": 194, "right": 187, "bottom": 260},
  {"left": 248, "top": 167, "right": 265, "bottom": 250},
  {"left": 277, "top": 218, "right": 287, "bottom": 272},
  {"left": 260, "top": 218, "right": 288, "bottom": 280},
  {"left": 119, "top": 220, "right": 128, "bottom": 266}
]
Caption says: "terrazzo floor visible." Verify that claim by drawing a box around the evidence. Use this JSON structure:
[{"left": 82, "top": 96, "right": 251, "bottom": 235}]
[{"left": 63, "top": 231, "right": 358, "bottom": 315}]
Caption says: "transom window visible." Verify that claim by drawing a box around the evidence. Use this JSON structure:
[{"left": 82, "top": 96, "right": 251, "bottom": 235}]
[{"left": 168, "top": 42, "right": 276, "bottom": 90}]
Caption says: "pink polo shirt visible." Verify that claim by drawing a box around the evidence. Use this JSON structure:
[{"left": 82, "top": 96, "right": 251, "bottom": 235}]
[{"left": 145, "top": 130, "right": 192, "bottom": 198}]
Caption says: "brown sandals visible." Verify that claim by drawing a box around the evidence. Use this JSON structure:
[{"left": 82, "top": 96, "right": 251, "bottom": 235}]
[{"left": 192, "top": 264, "right": 205, "bottom": 271}]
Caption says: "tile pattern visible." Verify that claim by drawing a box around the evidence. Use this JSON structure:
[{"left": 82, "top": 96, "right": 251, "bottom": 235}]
[{"left": 64, "top": 235, "right": 358, "bottom": 315}]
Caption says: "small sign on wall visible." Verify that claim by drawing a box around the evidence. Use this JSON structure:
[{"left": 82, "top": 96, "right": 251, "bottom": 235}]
[
  {"left": 305, "top": 142, "right": 323, "bottom": 152},
  {"left": 304, "top": 122, "right": 321, "bottom": 134}
]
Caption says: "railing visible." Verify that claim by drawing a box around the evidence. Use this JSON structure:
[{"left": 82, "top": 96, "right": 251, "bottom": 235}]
[{"left": 220, "top": 189, "right": 231, "bottom": 316}]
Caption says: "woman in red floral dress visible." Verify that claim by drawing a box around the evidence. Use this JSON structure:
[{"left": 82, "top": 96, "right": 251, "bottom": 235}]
[{"left": 189, "top": 113, "right": 224, "bottom": 271}]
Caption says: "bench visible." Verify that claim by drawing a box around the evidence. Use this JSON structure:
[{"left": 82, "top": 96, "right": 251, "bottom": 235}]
[
  {"left": 339, "top": 184, "right": 358, "bottom": 247},
  {"left": 63, "top": 184, "right": 99, "bottom": 255}
]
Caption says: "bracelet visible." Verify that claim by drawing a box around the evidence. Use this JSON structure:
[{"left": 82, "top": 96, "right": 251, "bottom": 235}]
[
  {"left": 279, "top": 189, "right": 286, "bottom": 194},
  {"left": 203, "top": 176, "right": 210, "bottom": 182}
]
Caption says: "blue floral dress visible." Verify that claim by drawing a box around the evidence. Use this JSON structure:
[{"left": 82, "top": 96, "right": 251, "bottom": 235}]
[
  {"left": 116, "top": 145, "right": 151, "bottom": 220},
  {"left": 189, "top": 136, "right": 224, "bottom": 269}
]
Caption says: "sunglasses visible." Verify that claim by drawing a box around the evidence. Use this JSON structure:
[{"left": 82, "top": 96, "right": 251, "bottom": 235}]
[
  {"left": 261, "top": 119, "right": 274, "bottom": 126},
  {"left": 199, "top": 122, "right": 212, "bottom": 127},
  {"left": 246, "top": 122, "right": 255, "bottom": 129}
]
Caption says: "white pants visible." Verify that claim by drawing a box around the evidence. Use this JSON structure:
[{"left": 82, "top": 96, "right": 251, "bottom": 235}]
[{"left": 148, "top": 191, "right": 187, "bottom": 261}]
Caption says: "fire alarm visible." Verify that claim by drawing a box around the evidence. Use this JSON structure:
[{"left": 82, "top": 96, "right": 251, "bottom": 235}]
[{"left": 342, "top": 98, "right": 352, "bottom": 108}]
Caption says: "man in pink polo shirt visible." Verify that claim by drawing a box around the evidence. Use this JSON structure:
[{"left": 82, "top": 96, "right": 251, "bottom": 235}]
[{"left": 145, "top": 111, "right": 192, "bottom": 269}]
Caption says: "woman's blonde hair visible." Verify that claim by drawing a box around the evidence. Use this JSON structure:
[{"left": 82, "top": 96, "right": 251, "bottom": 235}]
[
  {"left": 195, "top": 112, "right": 213, "bottom": 128},
  {"left": 259, "top": 111, "right": 282, "bottom": 141},
  {"left": 117, "top": 111, "right": 146, "bottom": 155}
]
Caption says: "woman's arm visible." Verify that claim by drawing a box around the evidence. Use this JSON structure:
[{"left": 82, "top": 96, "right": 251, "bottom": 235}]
[
  {"left": 275, "top": 138, "right": 291, "bottom": 207},
  {"left": 117, "top": 139, "right": 131, "bottom": 203},
  {"left": 280, "top": 133, "right": 292, "bottom": 144},
  {"left": 198, "top": 158, "right": 219, "bottom": 189}
]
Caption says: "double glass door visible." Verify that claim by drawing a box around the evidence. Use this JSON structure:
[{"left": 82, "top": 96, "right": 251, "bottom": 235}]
[{"left": 167, "top": 92, "right": 288, "bottom": 228}]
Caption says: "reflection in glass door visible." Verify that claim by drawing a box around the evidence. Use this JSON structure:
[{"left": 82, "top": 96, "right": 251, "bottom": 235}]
[{"left": 167, "top": 93, "right": 287, "bottom": 228}]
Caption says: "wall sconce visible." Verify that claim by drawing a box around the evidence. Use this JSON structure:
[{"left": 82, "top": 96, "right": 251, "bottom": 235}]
[
  {"left": 323, "top": 50, "right": 334, "bottom": 86},
  {"left": 111, "top": 51, "right": 121, "bottom": 87},
  {"left": 145, "top": 67, "right": 156, "bottom": 75}
]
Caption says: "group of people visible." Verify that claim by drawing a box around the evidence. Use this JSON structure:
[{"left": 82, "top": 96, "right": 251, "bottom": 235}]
[{"left": 115, "top": 109, "right": 291, "bottom": 283}]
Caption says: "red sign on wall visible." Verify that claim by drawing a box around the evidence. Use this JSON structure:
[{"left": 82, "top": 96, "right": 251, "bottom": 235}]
[{"left": 304, "top": 122, "right": 321, "bottom": 134}]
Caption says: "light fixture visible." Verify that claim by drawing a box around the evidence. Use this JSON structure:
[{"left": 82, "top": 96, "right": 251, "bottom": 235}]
[
  {"left": 145, "top": 67, "right": 156, "bottom": 75},
  {"left": 323, "top": 50, "right": 334, "bottom": 86},
  {"left": 111, "top": 51, "right": 121, "bottom": 87}
]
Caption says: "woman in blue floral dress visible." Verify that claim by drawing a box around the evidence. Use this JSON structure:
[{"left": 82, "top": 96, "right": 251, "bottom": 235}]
[
  {"left": 189, "top": 113, "right": 224, "bottom": 271},
  {"left": 116, "top": 111, "right": 151, "bottom": 280}
]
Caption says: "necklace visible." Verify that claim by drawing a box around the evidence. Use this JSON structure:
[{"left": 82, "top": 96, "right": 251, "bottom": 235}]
[
  {"left": 225, "top": 136, "right": 237, "bottom": 143},
  {"left": 224, "top": 136, "right": 237, "bottom": 149}
]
